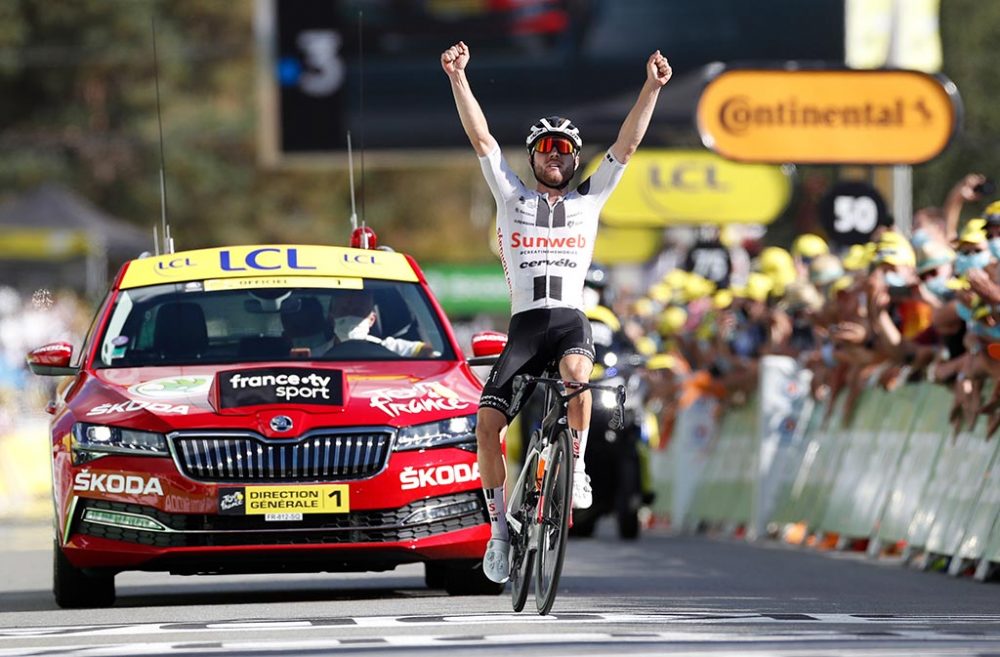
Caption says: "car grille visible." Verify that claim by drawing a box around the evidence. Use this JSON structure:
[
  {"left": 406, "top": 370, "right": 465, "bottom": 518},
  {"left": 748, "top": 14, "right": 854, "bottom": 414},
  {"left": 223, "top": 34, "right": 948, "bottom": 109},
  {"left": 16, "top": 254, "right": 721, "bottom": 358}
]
[
  {"left": 74, "top": 492, "right": 485, "bottom": 548},
  {"left": 171, "top": 431, "right": 392, "bottom": 483}
]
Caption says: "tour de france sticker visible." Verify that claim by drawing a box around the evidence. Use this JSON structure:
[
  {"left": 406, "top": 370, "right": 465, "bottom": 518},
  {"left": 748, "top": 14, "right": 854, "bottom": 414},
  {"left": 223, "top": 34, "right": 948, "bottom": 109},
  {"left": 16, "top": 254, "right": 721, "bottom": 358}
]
[
  {"left": 217, "top": 367, "right": 344, "bottom": 408},
  {"left": 218, "top": 488, "right": 246, "bottom": 515}
]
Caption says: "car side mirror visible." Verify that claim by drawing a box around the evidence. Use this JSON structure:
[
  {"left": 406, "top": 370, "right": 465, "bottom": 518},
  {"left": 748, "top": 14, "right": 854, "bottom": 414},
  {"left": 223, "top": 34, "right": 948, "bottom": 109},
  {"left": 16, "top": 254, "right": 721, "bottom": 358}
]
[
  {"left": 26, "top": 342, "right": 79, "bottom": 376},
  {"left": 468, "top": 331, "right": 507, "bottom": 365}
]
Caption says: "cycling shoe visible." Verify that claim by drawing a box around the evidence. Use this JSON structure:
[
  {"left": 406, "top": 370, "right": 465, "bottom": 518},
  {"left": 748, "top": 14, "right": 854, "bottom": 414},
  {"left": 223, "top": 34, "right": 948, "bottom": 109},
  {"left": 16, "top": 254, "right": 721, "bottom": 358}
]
[
  {"left": 482, "top": 538, "right": 510, "bottom": 583},
  {"left": 572, "top": 472, "right": 593, "bottom": 509}
]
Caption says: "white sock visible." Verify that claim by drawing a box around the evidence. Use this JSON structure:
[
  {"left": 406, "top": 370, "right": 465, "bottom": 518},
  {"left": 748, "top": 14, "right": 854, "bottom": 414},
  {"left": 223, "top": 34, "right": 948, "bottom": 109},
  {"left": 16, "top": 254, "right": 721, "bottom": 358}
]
[
  {"left": 573, "top": 428, "right": 589, "bottom": 474},
  {"left": 483, "top": 486, "right": 508, "bottom": 540}
]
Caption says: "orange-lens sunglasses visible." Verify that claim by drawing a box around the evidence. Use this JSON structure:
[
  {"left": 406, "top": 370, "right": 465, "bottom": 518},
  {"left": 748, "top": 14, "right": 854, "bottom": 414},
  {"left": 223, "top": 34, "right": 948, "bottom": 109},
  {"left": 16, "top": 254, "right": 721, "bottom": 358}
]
[{"left": 533, "top": 136, "right": 577, "bottom": 155}]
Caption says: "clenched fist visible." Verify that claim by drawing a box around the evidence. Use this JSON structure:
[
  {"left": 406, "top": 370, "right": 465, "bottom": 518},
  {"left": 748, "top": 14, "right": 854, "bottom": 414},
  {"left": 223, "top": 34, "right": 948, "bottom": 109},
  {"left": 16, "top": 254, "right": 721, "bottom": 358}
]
[
  {"left": 441, "top": 41, "right": 469, "bottom": 76},
  {"left": 647, "top": 50, "right": 672, "bottom": 87}
]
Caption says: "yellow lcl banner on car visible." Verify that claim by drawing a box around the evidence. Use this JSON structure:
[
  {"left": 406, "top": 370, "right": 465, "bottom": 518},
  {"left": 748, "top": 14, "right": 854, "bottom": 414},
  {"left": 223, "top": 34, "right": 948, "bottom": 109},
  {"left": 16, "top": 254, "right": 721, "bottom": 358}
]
[
  {"left": 697, "top": 69, "right": 959, "bottom": 165},
  {"left": 582, "top": 149, "right": 791, "bottom": 226},
  {"left": 119, "top": 244, "right": 419, "bottom": 289}
]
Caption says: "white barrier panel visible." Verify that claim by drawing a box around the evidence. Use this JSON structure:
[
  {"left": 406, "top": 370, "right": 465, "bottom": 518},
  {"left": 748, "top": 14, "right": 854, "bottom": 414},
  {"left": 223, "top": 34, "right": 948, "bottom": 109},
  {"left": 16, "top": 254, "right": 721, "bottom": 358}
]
[
  {"left": 925, "top": 420, "right": 1000, "bottom": 558},
  {"left": 871, "top": 383, "right": 950, "bottom": 550},
  {"left": 751, "top": 355, "right": 813, "bottom": 540},
  {"left": 672, "top": 394, "right": 718, "bottom": 529}
]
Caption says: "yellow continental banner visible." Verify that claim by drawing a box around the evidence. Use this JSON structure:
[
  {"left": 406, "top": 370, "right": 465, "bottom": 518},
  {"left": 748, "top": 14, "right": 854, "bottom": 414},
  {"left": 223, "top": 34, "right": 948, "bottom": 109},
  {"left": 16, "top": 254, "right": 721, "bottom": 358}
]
[
  {"left": 697, "top": 69, "right": 959, "bottom": 165},
  {"left": 120, "top": 245, "right": 418, "bottom": 289},
  {"left": 245, "top": 484, "right": 349, "bottom": 514},
  {"left": 582, "top": 149, "right": 790, "bottom": 226}
]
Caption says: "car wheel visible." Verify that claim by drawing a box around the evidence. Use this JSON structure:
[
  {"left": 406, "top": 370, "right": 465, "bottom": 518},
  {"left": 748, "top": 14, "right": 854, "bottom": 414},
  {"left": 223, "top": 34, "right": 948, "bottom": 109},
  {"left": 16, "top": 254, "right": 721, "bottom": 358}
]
[
  {"left": 53, "top": 542, "right": 115, "bottom": 608},
  {"left": 442, "top": 560, "right": 505, "bottom": 596},
  {"left": 424, "top": 562, "right": 447, "bottom": 589}
]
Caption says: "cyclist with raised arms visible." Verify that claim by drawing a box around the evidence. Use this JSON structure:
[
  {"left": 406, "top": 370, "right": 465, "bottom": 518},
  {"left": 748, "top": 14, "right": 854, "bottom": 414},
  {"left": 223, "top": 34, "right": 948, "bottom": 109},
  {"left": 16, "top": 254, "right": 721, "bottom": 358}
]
[{"left": 441, "top": 40, "right": 672, "bottom": 584}]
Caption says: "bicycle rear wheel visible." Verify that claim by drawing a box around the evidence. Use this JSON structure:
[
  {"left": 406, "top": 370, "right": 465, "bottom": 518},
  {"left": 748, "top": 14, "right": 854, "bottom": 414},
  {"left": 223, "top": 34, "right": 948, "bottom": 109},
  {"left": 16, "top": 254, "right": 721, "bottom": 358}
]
[
  {"left": 534, "top": 428, "right": 573, "bottom": 615},
  {"left": 510, "top": 450, "right": 538, "bottom": 612}
]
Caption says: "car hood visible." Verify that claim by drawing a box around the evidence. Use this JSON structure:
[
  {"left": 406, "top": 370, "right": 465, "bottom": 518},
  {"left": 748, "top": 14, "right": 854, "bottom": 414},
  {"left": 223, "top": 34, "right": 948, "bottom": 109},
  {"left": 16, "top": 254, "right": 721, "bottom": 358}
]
[{"left": 71, "top": 361, "right": 482, "bottom": 437}]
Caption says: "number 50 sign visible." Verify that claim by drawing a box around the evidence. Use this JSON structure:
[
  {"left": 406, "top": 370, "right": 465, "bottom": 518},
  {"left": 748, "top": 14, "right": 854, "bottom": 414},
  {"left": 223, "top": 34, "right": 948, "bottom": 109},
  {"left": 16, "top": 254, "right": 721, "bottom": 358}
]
[{"left": 818, "top": 181, "right": 888, "bottom": 246}]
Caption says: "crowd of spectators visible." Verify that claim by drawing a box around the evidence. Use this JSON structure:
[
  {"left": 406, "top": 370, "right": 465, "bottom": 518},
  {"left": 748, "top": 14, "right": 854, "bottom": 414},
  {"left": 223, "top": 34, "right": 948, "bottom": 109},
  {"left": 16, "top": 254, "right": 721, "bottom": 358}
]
[{"left": 608, "top": 174, "right": 1000, "bottom": 442}]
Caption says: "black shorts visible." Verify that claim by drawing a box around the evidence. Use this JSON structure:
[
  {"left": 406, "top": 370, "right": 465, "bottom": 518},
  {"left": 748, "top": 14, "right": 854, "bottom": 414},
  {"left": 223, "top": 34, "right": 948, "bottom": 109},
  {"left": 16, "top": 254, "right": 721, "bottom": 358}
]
[{"left": 479, "top": 307, "right": 595, "bottom": 422}]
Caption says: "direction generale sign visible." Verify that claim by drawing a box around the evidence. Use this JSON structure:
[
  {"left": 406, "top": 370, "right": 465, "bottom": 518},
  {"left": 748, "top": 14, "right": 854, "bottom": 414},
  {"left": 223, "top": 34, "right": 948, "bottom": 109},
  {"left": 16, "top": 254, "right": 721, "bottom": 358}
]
[{"left": 696, "top": 69, "right": 961, "bottom": 165}]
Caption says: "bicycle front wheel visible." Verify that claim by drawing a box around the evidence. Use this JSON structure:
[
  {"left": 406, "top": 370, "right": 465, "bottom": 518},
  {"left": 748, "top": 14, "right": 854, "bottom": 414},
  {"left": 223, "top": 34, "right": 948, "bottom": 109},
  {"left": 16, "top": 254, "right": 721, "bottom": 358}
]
[
  {"left": 510, "top": 449, "right": 538, "bottom": 612},
  {"left": 534, "top": 428, "right": 573, "bottom": 615}
]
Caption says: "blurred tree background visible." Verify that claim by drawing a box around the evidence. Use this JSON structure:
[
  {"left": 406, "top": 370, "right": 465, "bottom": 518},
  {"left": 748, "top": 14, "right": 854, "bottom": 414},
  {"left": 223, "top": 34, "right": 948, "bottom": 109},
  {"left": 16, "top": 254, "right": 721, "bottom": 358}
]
[
  {"left": 0, "top": 0, "right": 997, "bottom": 262},
  {"left": 0, "top": 0, "right": 492, "bottom": 261}
]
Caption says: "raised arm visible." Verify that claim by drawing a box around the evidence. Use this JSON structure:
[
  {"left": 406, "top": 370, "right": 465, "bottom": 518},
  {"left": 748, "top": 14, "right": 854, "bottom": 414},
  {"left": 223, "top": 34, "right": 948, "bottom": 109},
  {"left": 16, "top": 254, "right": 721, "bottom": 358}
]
[
  {"left": 441, "top": 41, "right": 498, "bottom": 157},
  {"left": 610, "top": 51, "right": 672, "bottom": 164},
  {"left": 943, "top": 173, "right": 988, "bottom": 241}
]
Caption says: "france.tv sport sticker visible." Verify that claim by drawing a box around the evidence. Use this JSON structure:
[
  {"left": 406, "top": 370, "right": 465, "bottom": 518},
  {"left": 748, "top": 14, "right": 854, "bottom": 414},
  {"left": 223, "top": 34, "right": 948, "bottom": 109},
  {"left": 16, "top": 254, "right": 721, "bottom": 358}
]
[{"left": 218, "top": 367, "right": 344, "bottom": 408}]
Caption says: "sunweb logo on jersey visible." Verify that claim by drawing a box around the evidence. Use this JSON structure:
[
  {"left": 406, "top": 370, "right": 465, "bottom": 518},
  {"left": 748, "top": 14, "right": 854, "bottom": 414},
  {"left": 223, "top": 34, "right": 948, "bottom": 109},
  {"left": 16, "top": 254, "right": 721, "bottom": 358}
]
[{"left": 218, "top": 368, "right": 344, "bottom": 408}]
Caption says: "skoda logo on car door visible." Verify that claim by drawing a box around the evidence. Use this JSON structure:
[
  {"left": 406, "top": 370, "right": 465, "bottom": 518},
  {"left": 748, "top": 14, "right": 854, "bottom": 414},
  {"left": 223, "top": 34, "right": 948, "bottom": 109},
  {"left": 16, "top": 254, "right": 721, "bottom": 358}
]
[{"left": 269, "top": 415, "right": 294, "bottom": 432}]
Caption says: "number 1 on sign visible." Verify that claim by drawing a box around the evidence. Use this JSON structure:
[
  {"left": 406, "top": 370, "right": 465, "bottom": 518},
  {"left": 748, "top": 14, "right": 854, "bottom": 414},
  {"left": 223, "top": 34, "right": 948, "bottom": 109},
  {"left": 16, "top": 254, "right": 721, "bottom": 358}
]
[{"left": 321, "top": 485, "right": 349, "bottom": 513}]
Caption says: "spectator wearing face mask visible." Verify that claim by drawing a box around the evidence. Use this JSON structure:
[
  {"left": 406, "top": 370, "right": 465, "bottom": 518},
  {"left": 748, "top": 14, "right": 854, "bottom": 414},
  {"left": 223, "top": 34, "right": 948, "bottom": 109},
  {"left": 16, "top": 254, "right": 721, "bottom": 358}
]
[
  {"left": 963, "top": 204, "right": 1000, "bottom": 307},
  {"left": 323, "top": 290, "right": 436, "bottom": 358}
]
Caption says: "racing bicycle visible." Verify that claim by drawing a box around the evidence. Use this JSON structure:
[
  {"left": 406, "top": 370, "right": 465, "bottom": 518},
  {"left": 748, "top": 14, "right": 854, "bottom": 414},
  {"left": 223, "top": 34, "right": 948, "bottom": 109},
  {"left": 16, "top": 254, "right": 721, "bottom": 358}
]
[{"left": 505, "top": 370, "right": 625, "bottom": 614}]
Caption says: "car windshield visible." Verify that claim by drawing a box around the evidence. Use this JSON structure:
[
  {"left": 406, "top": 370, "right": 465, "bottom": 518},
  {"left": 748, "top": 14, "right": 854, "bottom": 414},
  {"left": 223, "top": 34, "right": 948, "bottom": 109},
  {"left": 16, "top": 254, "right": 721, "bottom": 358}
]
[{"left": 93, "top": 279, "right": 456, "bottom": 368}]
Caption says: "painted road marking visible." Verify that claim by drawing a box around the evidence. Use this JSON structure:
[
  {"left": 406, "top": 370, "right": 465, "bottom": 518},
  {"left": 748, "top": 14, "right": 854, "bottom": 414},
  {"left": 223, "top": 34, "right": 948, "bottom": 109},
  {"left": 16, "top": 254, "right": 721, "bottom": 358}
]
[
  {"left": 0, "top": 630, "right": 998, "bottom": 657},
  {"left": 2, "top": 612, "right": 1000, "bottom": 639}
]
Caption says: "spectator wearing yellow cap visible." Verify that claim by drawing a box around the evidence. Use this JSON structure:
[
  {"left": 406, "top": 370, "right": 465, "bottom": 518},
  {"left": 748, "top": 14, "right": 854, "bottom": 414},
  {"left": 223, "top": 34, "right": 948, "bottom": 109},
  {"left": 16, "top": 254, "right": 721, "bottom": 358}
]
[
  {"left": 953, "top": 218, "right": 991, "bottom": 276},
  {"left": 868, "top": 231, "right": 929, "bottom": 345},
  {"left": 656, "top": 305, "right": 688, "bottom": 341},
  {"left": 726, "top": 272, "right": 772, "bottom": 362},
  {"left": 791, "top": 233, "right": 829, "bottom": 280},
  {"left": 757, "top": 247, "right": 796, "bottom": 297},
  {"left": 842, "top": 243, "right": 875, "bottom": 273},
  {"left": 961, "top": 207, "right": 1000, "bottom": 310}
]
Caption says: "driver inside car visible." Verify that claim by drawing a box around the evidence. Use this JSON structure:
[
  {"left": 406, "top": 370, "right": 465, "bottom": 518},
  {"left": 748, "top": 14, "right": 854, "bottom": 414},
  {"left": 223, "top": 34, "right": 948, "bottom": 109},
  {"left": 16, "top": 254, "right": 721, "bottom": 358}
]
[{"left": 323, "top": 289, "right": 437, "bottom": 358}]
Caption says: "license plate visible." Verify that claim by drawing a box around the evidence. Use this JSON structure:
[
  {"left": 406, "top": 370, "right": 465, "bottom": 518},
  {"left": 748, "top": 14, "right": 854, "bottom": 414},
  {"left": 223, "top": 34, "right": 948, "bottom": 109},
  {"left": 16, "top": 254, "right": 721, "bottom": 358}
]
[
  {"left": 218, "top": 484, "right": 350, "bottom": 515},
  {"left": 265, "top": 513, "right": 303, "bottom": 522}
]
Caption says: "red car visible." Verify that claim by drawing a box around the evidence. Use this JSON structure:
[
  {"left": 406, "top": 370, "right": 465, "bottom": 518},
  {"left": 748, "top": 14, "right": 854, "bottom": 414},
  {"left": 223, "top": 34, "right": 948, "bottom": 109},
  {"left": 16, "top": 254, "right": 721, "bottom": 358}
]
[{"left": 28, "top": 241, "right": 506, "bottom": 607}]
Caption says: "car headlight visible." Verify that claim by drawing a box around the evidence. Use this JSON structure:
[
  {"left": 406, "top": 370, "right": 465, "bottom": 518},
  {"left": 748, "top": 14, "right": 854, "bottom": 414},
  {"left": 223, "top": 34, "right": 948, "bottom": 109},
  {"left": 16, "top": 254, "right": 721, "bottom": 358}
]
[
  {"left": 395, "top": 415, "right": 477, "bottom": 451},
  {"left": 72, "top": 423, "right": 168, "bottom": 463}
]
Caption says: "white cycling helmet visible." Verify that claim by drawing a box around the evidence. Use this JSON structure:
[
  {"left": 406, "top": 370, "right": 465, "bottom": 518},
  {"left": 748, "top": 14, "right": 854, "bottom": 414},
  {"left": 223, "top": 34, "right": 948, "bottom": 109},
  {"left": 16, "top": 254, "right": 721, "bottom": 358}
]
[{"left": 525, "top": 116, "right": 582, "bottom": 154}]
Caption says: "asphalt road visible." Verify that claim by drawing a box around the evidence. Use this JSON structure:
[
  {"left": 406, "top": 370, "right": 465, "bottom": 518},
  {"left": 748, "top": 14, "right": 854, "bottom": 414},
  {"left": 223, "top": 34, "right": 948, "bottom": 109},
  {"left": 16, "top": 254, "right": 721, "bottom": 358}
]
[{"left": 1, "top": 519, "right": 999, "bottom": 656}]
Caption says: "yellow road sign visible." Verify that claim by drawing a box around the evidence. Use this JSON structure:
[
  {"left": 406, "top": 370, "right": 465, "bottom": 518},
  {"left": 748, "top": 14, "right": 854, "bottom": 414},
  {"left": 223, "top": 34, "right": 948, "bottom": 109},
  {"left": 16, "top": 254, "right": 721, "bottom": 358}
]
[{"left": 697, "top": 69, "right": 959, "bottom": 165}]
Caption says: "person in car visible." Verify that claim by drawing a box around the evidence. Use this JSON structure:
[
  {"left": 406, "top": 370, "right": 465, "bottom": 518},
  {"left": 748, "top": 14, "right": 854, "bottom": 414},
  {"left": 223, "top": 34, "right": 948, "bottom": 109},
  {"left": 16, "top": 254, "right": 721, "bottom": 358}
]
[
  {"left": 441, "top": 39, "right": 671, "bottom": 583},
  {"left": 321, "top": 290, "right": 436, "bottom": 358}
]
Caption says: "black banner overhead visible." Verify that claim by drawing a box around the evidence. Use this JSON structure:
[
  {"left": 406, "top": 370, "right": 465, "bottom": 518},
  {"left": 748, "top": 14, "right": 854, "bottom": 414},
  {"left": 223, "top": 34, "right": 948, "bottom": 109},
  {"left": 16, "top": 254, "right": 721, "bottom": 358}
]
[{"left": 256, "top": 0, "right": 845, "bottom": 164}]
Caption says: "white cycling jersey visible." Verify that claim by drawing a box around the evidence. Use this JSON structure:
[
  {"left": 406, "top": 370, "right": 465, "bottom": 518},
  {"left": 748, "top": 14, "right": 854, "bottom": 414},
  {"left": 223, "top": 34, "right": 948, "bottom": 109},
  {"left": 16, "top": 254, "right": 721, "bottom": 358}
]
[{"left": 479, "top": 146, "right": 626, "bottom": 315}]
